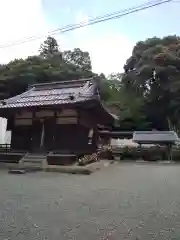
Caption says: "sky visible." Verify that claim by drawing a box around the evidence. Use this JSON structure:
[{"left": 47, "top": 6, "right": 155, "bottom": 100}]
[{"left": 0, "top": 0, "right": 179, "bottom": 75}]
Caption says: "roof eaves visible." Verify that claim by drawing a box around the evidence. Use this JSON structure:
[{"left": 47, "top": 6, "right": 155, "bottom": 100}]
[{"left": 28, "top": 78, "right": 95, "bottom": 89}]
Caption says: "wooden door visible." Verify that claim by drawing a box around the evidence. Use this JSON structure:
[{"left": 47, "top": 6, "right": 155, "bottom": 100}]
[
  {"left": 31, "top": 119, "right": 43, "bottom": 152},
  {"left": 44, "top": 118, "right": 56, "bottom": 151},
  {"left": 11, "top": 125, "right": 32, "bottom": 151}
]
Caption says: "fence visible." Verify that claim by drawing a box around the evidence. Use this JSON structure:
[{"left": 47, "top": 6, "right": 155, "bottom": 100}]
[{"left": 0, "top": 144, "right": 11, "bottom": 152}]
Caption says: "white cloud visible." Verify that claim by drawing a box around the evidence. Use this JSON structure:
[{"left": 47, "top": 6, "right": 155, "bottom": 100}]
[
  {"left": 75, "top": 11, "right": 90, "bottom": 25},
  {"left": 0, "top": 0, "right": 50, "bottom": 63},
  {"left": 0, "top": 4, "right": 134, "bottom": 75},
  {"left": 70, "top": 11, "right": 134, "bottom": 75},
  {"left": 82, "top": 33, "right": 133, "bottom": 75}
]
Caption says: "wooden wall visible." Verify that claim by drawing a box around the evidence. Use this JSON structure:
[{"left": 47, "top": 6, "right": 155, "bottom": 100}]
[
  {"left": 11, "top": 125, "right": 32, "bottom": 151},
  {"left": 10, "top": 108, "right": 99, "bottom": 153}
]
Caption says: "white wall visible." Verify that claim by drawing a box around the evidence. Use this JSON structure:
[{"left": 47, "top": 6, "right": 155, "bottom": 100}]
[
  {"left": 110, "top": 138, "right": 155, "bottom": 148},
  {"left": 0, "top": 117, "right": 11, "bottom": 144},
  {"left": 110, "top": 139, "right": 138, "bottom": 147}
]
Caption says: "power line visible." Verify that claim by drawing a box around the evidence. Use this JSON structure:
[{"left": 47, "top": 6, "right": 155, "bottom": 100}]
[
  {"left": 0, "top": 0, "right": 172, "bottom": 48},
  {"left": 0, "top": 0, "right": 173, "bottom": 49},
  {"left": 8, "top": 0, "right": 161, "bottom": 44}
]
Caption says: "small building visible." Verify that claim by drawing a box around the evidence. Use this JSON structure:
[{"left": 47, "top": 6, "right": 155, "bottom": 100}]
[
  {"left": 0, "top": 78, "right": 116, "bottom": 164},
  {"left": 133, "top": 131, "right": 178, "bottom": 145},
  {"left": 133, "top": 131, "right": 179, "bottom": 161}
]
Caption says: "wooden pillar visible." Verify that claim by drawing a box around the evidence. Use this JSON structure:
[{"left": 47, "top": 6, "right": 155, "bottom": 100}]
[
  {"left": 139, "top": 143, "right": 142, "bottom": 160},
  {"left": 40, "top": 121, "right": 45, "bottom": 149},
  {"left": 167, "top": 143, "right": 172, "bottom": 161}
]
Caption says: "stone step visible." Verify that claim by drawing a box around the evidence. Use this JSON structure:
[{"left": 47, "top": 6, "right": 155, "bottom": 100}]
[
  {"left": 23, "top": 159, "right": 43, "bottom": 164},
  {"left": 24, "top": 156, "right": 46, "bottom": 159},
  {"left": 24, "top": 155, "right": 46, "bottom": 159},
  {"left": 23, "top": 161, "right": 45, "bottom": 165},
  {"left": 20, "top": 163, "right": 43, "bottom": 169},
  {"left": 22, "top": 164, "right": 42, "bottom": 168},
  {"left": 19, "top": 153, "right": 47, "bottom": 169}
]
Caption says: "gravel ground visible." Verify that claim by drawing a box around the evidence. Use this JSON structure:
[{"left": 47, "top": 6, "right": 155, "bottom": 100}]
[{"left": 0, "top": 163, "right": 180, "bottom": 239}]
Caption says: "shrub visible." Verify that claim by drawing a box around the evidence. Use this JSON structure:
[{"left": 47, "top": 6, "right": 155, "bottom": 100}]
[
  {"left": 171, "top": 149, "right": 180, "bottom": 161},
  {"left": 119, "top": 146, "right": 178, "bottom": 161},
  {"left": 98, "top": 149, "right": 114, "bottom": 160},
  {"left": 120, "top": 146, "right": 141, "bottom": 160},
  {"left": 99, "top": 145, "right": 180, "bottom": 161}
]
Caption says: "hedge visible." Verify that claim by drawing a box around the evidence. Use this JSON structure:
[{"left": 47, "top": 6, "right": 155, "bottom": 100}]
[
  {"left": 120, "top": 146, "right": 180, "bottom": 161},
  {"left": 99, "top": 146, "right": 180, "bottom": 161}
]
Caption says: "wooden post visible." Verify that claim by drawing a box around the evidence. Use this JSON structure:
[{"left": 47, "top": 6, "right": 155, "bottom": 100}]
[
  {"left": 139, "top": 143, "right": 142, "bottom": 160},
  {"left": 167, "top": 143, "right": 172, "bottom": 161},
  {"left": 40, "top": 122, "right": 45, "bottom": 149},
  {"left": 169, "top": 144, "right": 172, "bottom": 161}
]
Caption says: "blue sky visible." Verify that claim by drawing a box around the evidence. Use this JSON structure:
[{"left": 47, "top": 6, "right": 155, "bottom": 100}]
[
  {"left": 42, "top": 0, "right": 179, "bottom": 40},
  {"left": 40, "top": 0, "right": 179, "bottom": 74},
  {"left": 0, "top": 0, "right": 179, "bottom": 75}
]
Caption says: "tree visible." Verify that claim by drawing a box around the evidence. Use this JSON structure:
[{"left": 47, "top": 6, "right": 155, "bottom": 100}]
[
  {"left": 39, "top": 36, "right": 62, "bottom": 60},
  {"left": 122, "top": 35, "right": 180, "bottom": 132},
  {"left": 0, "top": 37, "right": 95, "bottom": 99},
  {"left": 63, "top": 48, "right": 92, "bottom": 71},
  {"left": 117, "top": 85, "right": 151, "bottom": 130}
]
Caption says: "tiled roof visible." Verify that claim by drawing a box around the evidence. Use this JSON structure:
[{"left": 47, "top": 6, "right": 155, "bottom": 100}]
[
  {"left": 0, "top": 79, "right": 98, "bottom": 109},
  {"left": 133, "top": 131, "right": 178, "bottom": 144}
]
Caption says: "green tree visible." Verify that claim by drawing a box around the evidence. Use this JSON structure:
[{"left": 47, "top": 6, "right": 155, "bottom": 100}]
[
  {"left": 63, "top": 48, "right": 92, "bottom": 71},
  {"left": 39, "top": 36, "right": 62, "bottom": 59},
  {"left": 0, "top": 37, "right": 95, "bottom": 99},
  {"left": 122, "top": 35, "right": 180, "bottom": 132},
  {"left": 118, "top": 85, "right": 151, "bottom": 130},
  {"left": 98, "top": 72, "right": 150, "bottom": 130},
  {"left": 98, "top": 73, "right": 122, "bottom": 102}
]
